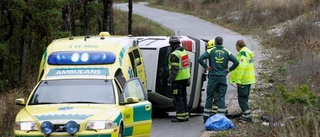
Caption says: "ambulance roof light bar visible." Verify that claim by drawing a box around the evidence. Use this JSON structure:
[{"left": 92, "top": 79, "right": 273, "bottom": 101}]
[{"left": 48, "top": 51, "right": 116, "bottom": 65}]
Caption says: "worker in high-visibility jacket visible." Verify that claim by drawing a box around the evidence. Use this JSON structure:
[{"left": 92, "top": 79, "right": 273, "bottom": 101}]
[
  {"left": 167, "top": 36, "right": 191, "bottom": 122},
  {"left": 206, "top": 39, "right": 219, "bottom": 115},
  {"left": 229, "top": 39, "right": 256, "bottom": 123},
  {"left": 198, "top": 36, "right": 239, "bottom": 123}
]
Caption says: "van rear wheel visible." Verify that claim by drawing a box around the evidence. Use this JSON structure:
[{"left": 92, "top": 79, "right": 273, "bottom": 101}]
[
  {"left": 191, "top": 93, "right": 204, "bottom": 113},
  {"left": 152, "top": 109, "right": 168, "bottom": 118}
]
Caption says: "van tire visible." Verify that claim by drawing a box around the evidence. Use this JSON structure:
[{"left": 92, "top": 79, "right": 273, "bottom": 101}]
[
  {"left": 192, "top": 105, "right": 204, "bottom": 113},
  {"left": 191, "top": 91, "right": 204, "bottom": 113},
  {"left": 152, "top": 109, "right": 168, "bottom": 118}
]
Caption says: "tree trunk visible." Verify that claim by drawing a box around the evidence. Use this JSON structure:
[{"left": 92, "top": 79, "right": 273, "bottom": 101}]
[
  {"left": 62, "top": 3, "right": 72, "bottom": 34},
  {"left": 0, "top": 56, "right": 3, "bottom": 73},
  {"left": 19, "top": 14, "right": 30, "bottom": 85},
  {"left": 128, "top": 0, "right": 132, "bottom": 35},
  {"left": 102, "top": 0, "right": 113, "bottom": 34},
  {"left": 84, "top": 1, "right": 89, "bottom": 35},
  {"left": 1, "top": 4, "right": 14, "bottom": 41}
]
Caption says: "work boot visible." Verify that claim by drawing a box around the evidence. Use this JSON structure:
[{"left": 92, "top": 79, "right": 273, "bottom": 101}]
[
  {"left": 185, "top": 112, "right": 189, "bottom": 121},
  {"left": 203, "top": 116, "right": 208, "bottom": 123},
  {"left": 171, "top": 119, "right": 187, "bottom": 122},
  {"left": 238, "top": 116, "right": 253, "bottom": 123}
]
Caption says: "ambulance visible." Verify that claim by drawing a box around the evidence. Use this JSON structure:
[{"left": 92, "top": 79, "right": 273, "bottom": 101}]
[
  {"left": 14, "top": 32, "right": 152, "bottom": 136},
  {"left": 135, "top": 36, "right": 207, "bottom": 116}
]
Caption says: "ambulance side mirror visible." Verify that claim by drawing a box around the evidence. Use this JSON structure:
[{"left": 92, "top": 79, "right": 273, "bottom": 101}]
[
  {"left": 120, "top": 97, "right": 139, "bottom": 105},
  {"left": 15, "top": 98, "right": 26, "bottom": 106}
]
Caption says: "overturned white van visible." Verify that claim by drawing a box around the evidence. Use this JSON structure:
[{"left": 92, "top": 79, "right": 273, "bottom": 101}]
[{"left": 135, "top": 36, "right": 207, "bottom": 116}]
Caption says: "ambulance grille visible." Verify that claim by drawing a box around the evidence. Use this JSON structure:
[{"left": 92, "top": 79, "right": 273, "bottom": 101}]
[{"left": 52, "top": 124, "right": 79, "bottom": 132}]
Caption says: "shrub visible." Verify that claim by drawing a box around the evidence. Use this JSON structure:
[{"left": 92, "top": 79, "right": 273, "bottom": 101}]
[{"left": 279, "top": 85, "right": 318, "bottom": 105}]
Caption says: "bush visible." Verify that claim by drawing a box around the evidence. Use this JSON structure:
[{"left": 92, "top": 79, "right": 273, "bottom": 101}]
[{"left": 280, "top": 85, "right": 318, "bottom": 105}]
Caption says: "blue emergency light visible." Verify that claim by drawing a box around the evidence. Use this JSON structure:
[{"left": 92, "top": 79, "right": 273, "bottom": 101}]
[{"left": 48, "top": 51, "right": 116, "bottom": 65}]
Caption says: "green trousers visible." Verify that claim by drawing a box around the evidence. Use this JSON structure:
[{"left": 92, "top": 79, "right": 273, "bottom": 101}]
[
  {"left": 237, "top": 84, "right": 251, "bottom": 112},
  {"left": 205, "top": 76, "right": 227, "bottom": 114}
]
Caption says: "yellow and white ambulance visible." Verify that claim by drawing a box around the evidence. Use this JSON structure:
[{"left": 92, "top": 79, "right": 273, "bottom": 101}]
[{"left": 14, "top": 32, "right": 152, "bottom": 137}]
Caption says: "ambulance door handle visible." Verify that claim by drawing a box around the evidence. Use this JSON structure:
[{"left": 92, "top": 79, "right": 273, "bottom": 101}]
[{"left": 145, "top": 104, "right": 151, "bottom": 111}]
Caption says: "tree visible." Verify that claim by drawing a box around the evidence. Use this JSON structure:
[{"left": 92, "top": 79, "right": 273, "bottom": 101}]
[
  {"left": 0, "top": 0, "right": 69, "bottom": 89},
  {"left": 128, "top": 0, "right": 132, "bottom": 35},
  {"left": 0, "top": 0, "right": 107, "bottom": 91},
  {"left": 102, "top": 0, "right": 113, "bottom": 34}
]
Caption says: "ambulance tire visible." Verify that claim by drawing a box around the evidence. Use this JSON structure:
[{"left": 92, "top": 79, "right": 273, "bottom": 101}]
[{"left": 118, "top": 124, "right": 124, "bottom": 137}]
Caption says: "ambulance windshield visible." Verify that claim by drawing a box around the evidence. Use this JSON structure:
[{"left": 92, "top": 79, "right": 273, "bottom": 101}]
[{"left": 29, "top": 79, "right": 115, "bottom": 105}]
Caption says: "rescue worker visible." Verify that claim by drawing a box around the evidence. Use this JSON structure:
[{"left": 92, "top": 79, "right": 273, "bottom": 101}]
[
  {"left": 167, "top": 36, "right": 191, "bottom": 122},
  {"left": 229, "top": 40, "right": 256, "bottom": 122},
  {"left": 207, "top": 39, "right": 215, "bottom": 49},
  {"left": 198, "top": 36, "right": 239, "bottom": 123},
  {"left": 207, "top": 39, "right": 218, "bottom": 114}
]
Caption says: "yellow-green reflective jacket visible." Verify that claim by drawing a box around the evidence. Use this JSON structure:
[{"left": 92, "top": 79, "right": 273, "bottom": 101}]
[
  {"left": 230, "top": 47, "right": 256, "bottom": 84},
  {"left": 168, "top": 49, "right": 191, "bottom": 80}
]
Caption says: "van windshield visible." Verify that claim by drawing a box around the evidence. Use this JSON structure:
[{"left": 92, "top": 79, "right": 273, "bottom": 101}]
[{"left": 29, "top": 79, "right": 115, "bottom": 105}]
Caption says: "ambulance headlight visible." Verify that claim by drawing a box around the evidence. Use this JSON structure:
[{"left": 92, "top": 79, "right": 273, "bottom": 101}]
[
  {"left": 15, "top": 121, "right": 38, "bottom": 131},
  {"left": 48, "top": 51, "right": 116, "bottom": 65},
  {"left": 66, "top": 121, "right": 79, "bottom": 134},
  {"left": 41, "top": 121, "right": 53, "bottom": 135},
  {"left": 86, "top": 120, "right": 114, "bottom": 130}
]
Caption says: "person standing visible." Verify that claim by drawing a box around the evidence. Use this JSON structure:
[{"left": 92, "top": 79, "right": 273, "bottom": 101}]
[
  {"left": 167, "top": 36, "right": 191, "bottom": 122},
  {"left": 229, "top": 40, "right": 256, "bottom": 122},
  {"left": 207, "top": 39, "right": 219, "bottom": 115},
  {"left": 198, "top": 36, "right": 239, "bottom": 123}
]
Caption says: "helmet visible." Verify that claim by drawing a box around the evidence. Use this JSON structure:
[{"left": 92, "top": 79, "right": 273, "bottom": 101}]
[
  {"left": 215, "top": 36, "right": 223, "bottom": 45},
  {"left": 207, "top": 39, "right": 215, "bottom": 49},
  {"left": 169, "top": 36, "right": 181, "bottom": 45}
]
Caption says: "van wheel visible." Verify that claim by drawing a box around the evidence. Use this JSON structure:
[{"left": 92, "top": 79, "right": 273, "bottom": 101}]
[
  {"left": 191, "top": 96, "right": 204, "bottom": 113},
  {"left": 192, "top": 105, "right": 204, "bottom": 113},
  {"left": 152, "top": 109, "right": 168, "bottom": 118}
]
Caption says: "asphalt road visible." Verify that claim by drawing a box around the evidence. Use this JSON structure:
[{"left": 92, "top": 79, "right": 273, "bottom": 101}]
[{"left": 114, "top": 2, "right": 261, "bottom": 137}]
